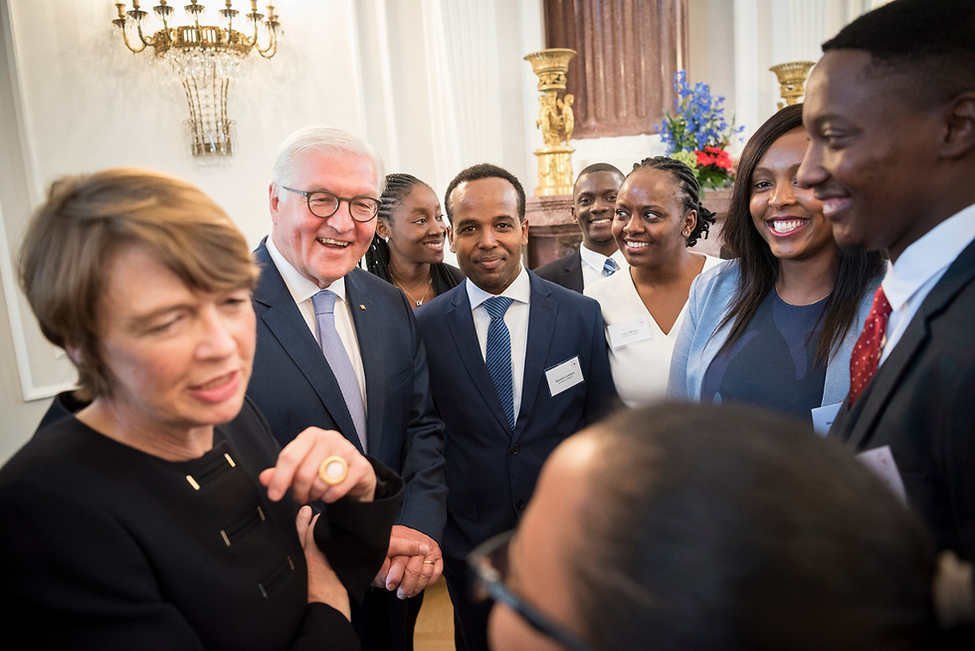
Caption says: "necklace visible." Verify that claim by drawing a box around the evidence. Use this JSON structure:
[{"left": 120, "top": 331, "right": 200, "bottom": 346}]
[{"left": 391, "top": 273, "right": 433, "bottom": 306}]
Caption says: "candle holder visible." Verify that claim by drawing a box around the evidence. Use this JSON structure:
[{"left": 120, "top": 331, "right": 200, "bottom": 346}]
[
  {"left": 769, "top": 61, "right": 816, "bottom": 110},
  {"left": 525, "top": 48, "right": 577, "bottom": 196}
]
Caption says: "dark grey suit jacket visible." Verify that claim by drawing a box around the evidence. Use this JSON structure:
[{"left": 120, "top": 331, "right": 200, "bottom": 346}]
[
  {"left": 248, "top": 240, "right": 447, "bottom": 542},
  {"left": 829, "top": 238, "right": 975, "bottom": 560},
  {"left": 533, "top": 249, "right": 583, "bottom": 293}
]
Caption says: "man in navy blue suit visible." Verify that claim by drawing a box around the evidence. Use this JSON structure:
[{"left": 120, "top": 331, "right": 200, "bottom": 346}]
[
  {"left": 415, "top": 163, "right": 617, "bottom": 651},
  {"left": 246, "top": 126, "right": 446, "bottom": 651}
]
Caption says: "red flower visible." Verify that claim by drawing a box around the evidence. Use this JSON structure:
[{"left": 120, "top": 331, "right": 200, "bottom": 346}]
[
  {"left": 701, "top": 146, "right": 732, "bottom": 170},
  {"left": 694, "top": 149, "right": 715, "bottom": 167}
]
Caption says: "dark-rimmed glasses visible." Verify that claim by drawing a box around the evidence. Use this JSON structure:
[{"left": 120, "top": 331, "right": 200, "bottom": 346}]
[
  {"left": 282, "top": 186, "right": 380, "bottom": 222},
  {"left": 467, "top": 530, "right": 597, "bottom": 651}
]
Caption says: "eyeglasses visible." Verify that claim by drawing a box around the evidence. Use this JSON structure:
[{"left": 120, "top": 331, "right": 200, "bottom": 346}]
[
  {"left": 467, "top": 530, "right": 597, "bottom": 651},
  {"left": 282, "top": 186, "right": 380, "bottom": 222}
]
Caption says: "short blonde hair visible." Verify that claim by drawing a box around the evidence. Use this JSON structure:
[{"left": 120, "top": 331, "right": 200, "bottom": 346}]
[{"left": 18, "top": 168, "right": 259, "bottom": 401}]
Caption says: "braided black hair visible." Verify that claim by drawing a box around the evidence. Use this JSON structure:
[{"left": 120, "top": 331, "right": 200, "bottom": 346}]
[
  {"left": 628, "top": 157, "right": 715, "bottom": 247},
  {"left": 364, "top": 173, "right": 461, "bottom": 296}
]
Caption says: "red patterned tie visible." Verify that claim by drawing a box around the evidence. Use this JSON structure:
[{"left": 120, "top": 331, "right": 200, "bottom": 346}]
[{"left": 848, "top": 286, "right": 893, "bottom": 405}]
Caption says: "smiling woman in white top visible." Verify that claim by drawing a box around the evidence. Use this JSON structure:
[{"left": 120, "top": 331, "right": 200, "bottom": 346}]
[{"left": 586, "top": 157, "right": 720, "bottom": 407}]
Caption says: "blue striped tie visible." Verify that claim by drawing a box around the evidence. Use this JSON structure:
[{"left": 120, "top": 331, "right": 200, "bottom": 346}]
[
  {"left": 603, "top": 258, "right": 618, "bottom": 276},
  {"left": 313, "top": 290, "right": 367, "bottom": 450},
  {"left": 482, "top": 296, "right": 515, "bottom": 430}
]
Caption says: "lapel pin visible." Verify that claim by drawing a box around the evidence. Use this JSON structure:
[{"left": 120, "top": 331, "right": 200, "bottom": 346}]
[{"left": 359, "top": 304, "right": 367, "bottom": 310}]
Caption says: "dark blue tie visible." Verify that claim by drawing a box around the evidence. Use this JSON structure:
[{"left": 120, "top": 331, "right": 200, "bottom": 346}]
[
  {"left": 483, "top": 296, "right": 515, "bottom": 430},
  {"left": 603, "top": 258, "right": 618, "bottom": 276}
]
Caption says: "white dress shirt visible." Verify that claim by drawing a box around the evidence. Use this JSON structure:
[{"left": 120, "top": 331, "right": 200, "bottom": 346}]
[
  {"left": 880, "top": 202, "right": 975, "bottom": 365},
  {"left": 579, "top": 245, "right": 628, "bottom": 289},
  {"left": 465, "top": 267, "right": 532, "bottom": 424},
  {"left": 266, "top": 236, "right": 368, "bottom": 411}
]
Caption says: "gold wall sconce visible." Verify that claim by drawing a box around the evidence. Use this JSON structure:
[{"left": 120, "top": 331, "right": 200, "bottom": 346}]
[{"left": 112, "top": 1, "right": 280, "bottom": 159}]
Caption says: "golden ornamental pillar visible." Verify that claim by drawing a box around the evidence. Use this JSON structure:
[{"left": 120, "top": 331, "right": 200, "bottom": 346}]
[{"left": 524, "top": 48, "right": 577, "bottom": 196}]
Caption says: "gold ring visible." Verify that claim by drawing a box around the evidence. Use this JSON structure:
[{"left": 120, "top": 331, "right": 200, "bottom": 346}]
[
  {"left": 423, "top": 561, "right": 436, "bottom": 564},
  {"left": 318, "top": 456, "right": 349, "bottom": 485}
]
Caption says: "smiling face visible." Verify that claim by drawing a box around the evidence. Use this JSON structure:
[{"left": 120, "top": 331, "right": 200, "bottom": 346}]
[
  {"left": 487, "top": 432, "right": 594, "bottom": 651},
  {"left": 95, "top": 244, "right": 255, "bottom": 438},
  {"left": 750, "top": 127, "right": 837, "bottom": 263},
  {"left": 613, "top": 167, "right": 696, "bottom": 269},
  {"left": 270, "top": 150, "right": 378, "bottom": 287},
  {"left": 573, "top": 170, "right": 623, "bottom": 252},
  {"left": 798, "top": 49, "right": 947, "bottom": 261},
  {"left": 449, "top": 176, "right": 528, "bottom": 294},
  {"left": 377, "top": 184, "right": 448, "bottom": 266}
]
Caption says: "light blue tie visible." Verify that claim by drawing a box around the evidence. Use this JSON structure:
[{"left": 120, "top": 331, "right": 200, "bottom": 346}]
[
  {"left": 603, "top": 258, "right": 618, "bottom": 276},
  {"left": 313, "top": 290, "right": 367, "bottom": 450},
  {"left": 482, "top": 296, "right": 515, "bottom": 430}
]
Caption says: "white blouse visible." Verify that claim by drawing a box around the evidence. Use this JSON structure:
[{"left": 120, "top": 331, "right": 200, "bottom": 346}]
[{"left": 585, "top": 254, "right": 722, "bottom": 408}]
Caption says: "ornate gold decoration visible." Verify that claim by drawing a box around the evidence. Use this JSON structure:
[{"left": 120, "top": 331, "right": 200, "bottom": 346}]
[
  {"left": 112, "top": 1, "right": 280, "bottom": 159},
  {"left": 525, "top": 49, "right": 577, "bottom": 196},
  {"left": 769, "top": 61, "right": 816, "bottom": 110}
]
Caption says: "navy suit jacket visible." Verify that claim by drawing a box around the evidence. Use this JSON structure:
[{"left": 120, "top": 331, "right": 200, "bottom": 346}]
[
  {"left": 533, "top": 249, "right": 584, "bottom": 293},
  {"left": 248, "top": 240, "right": 447, "bottom": 542},
  {"left": 829, "top": 238, "right": 975, "bottom": 560},
  {"left": 414, "top": 271, "right": 617, "bottom": 560}
]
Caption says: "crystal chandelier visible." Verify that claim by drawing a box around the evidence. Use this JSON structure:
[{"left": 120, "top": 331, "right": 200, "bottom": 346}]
[{"left": 112, "top": 1, "right": 280, "bottom": 158}]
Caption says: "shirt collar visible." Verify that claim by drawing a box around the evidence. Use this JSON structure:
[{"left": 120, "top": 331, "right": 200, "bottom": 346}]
[
  {"left": 883, "top": 202, "right": 975, "bottom": 310},
  {"left": 466, "top": 265, "right": 531, "bottom": 310},
  {"left": 578, "top": 244, "right": 610, "bottom": 272},
  {"left": 266, "top": 234, "right": 347, "bottom": 304}
]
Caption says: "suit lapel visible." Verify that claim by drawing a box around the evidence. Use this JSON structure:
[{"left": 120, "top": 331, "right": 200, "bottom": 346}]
[
  {"left": 845, "top": 239, "right": 975, "bottom": 450},
  {"left": 445, "top": 287, "right": 512, "bottom": 433},
  {"left": 514, "top": 274, "right": 558, "bottom": 441},
  {"left": 346, "top": 270, "right": 385, "bottom": 455},
  {"left": 563, "top": 250, "right": 583, "bottom": 292},
  {"left": 253, "top": 242, "right": 363, "bottom": 453}
]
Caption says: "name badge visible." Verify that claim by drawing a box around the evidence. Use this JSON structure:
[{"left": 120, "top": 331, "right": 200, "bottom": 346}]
[
  {"left": 810, "top": 402, "right": 843, "bottom": 436},
  {"left": 545, "top": 356, "right": 584, "bottom": 397},
  {"left": 856, "top": 445, "right": 907, "bottom": 505},
  {"left": 607, "top": 318, "right": 652, "bottom": 350}
]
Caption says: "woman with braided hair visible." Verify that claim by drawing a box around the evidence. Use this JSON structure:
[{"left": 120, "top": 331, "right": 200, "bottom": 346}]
[
  {"left": 365, "top": 173, "right": 463, "bottom": 307},
  {"left": 585, "top": 156, "right": 720, "bottom": 407}
]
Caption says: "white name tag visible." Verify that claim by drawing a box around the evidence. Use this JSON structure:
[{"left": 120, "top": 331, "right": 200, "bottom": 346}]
[
  {"left": 810, "top": 402, "right": 843, "bottom": 436},
  {"left": 607, "top": 318, "right": 652, "bottom": 349},
  {"left": 545, "top": 356, "right": 585, "bottom": 397},
  {"left": 856, "top": 445, "right": 907, "bottom": 505}
]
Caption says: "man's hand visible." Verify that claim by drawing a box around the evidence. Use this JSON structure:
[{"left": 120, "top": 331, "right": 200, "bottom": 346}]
[{"left": 373, "top": 525, "right": 443, "bottom": 599}]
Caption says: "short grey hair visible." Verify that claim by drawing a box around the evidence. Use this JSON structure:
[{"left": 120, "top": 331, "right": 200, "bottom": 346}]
[{"left": 269, "top": 125, "right": 386, "bottom": 197}]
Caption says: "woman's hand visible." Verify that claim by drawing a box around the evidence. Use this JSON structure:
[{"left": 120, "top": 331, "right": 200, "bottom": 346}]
[
  {"left": 260, "top": 427, "right": 377, "bottom": 504},
  {"left": 296, "top": 505, "right": 350, "bottom": 619}
]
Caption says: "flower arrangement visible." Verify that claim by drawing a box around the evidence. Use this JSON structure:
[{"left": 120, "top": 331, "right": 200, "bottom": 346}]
[{"left": 657, "top": 70, "right": 744, "bottom": 190}]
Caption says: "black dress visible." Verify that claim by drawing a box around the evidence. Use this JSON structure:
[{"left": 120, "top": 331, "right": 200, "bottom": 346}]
[{"left": 0, "top": 397, "right": 403, "bottom": 651}]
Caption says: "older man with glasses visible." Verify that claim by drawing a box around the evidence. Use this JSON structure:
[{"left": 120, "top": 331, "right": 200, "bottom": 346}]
[{"left": 247, "top": 125, "right": 447, "bottom": 651}]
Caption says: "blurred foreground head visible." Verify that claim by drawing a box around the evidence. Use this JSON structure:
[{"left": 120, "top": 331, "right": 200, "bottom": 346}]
[{"left": 488, "top": 403, "right": 936, "bottom": 651}]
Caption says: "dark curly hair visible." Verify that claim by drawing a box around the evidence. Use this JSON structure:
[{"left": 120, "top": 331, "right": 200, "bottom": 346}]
[
  {"left": 443, "top": 163, "right": 526, "bottom": 225},
  {"left": 627, "top": 156, "right": 715, "bottom": 247}
]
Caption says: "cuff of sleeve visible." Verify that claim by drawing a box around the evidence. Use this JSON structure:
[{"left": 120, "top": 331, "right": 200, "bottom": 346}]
[
  {"left": 292, "top": 603, "right": 361, "bottom": 651},
  {"left": 314, "top": 458, "right": 405, "bottom": 604}
]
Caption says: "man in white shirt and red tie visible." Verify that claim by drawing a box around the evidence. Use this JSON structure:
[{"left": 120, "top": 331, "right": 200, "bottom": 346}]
[{"left": 798, "top": 0, "right": 975, "bottom": 568}]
